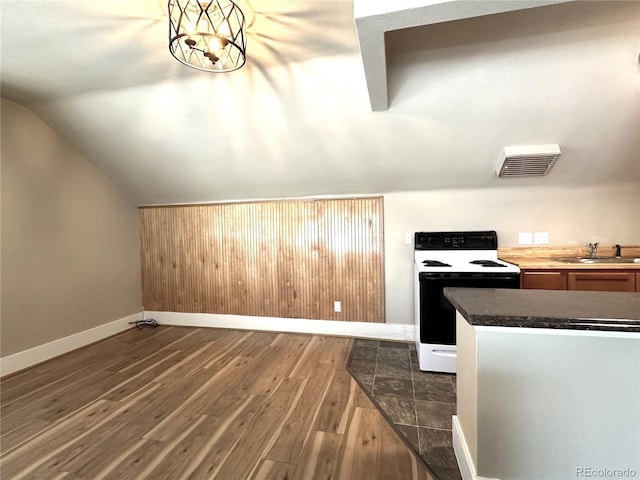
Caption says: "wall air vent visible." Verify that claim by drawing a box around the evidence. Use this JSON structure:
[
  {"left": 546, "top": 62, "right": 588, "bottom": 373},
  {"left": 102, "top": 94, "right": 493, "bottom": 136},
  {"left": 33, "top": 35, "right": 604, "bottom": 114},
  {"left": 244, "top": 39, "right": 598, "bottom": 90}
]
[{"left": 496, "top": 144, "right": 561, "bottom": 178}]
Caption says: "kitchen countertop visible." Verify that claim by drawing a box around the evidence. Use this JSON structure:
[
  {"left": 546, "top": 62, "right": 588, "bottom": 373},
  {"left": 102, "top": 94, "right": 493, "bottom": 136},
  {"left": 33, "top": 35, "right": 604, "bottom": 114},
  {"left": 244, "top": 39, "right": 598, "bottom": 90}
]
[
  {"left": 444, "top": 287, "right": 640, "bottom": 332},
  {"left": 500, "top": 256, "right": 640, "bottom": 270},
  {"left": 498, "top": 245, "right": 640, "bottom": 270},
  {"left": 452, "top": 289, "right": 640, "bottom": 479}
]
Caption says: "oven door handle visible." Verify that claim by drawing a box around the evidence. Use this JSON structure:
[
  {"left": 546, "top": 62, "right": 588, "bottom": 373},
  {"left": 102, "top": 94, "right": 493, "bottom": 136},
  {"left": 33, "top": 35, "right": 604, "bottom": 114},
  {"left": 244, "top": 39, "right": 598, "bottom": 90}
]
[{"left": 431, "top": 349, "right": 457, "bottom": 358}]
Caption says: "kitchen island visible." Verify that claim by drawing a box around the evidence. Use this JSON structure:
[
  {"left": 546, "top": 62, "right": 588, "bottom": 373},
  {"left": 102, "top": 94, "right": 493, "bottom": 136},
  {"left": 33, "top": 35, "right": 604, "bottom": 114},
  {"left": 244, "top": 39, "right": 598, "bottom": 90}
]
[{"left": 444, "top": 288, "right": 640, "bottom": 480}]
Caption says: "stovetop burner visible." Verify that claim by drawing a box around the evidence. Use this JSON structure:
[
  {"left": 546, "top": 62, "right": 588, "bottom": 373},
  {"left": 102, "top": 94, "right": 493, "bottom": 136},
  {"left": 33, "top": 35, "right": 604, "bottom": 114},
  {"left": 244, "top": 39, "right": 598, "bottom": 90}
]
[
  {"left": 414, "top": 231, "right": 521, "bottom": 274},
  {"left": 422, "top": 260, "right": 452, "bottom": 267},
  {"left": 470, "top": 260, "right": 507, "bottom": 268}
]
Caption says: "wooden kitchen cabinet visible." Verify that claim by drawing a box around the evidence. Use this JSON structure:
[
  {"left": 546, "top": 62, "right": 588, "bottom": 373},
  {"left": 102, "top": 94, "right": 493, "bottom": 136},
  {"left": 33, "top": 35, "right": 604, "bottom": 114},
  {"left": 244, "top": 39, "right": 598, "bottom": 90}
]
[
  {"left": 567, "top": 271, "right": 636, "bottom": 292},
  {"left": 521, "top": 271, "right": 567, "bottom": 290},
  {"left": 521, "top": 269, "right": 640, "bottom": 292}
]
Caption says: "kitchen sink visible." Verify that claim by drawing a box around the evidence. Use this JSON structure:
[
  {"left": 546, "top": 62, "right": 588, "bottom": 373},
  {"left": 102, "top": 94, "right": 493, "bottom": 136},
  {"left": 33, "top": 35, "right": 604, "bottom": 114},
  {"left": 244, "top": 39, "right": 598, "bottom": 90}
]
[{"left": 551, "top": 256, "right": 640, "bottom": 264}]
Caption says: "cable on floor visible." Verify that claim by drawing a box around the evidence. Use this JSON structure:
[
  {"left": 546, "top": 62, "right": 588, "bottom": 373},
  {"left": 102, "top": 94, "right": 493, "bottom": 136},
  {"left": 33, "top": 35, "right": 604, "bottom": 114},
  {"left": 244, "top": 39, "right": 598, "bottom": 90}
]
[{"left": 128, "top": 318, "right": 159, "bottom": 329}]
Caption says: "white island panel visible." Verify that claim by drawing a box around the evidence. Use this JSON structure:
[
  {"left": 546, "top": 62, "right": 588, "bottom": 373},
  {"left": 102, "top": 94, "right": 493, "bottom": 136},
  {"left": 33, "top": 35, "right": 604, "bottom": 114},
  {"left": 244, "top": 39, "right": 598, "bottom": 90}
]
[{"left": 455, "top": 313, "right": 640, "bottom": 480}]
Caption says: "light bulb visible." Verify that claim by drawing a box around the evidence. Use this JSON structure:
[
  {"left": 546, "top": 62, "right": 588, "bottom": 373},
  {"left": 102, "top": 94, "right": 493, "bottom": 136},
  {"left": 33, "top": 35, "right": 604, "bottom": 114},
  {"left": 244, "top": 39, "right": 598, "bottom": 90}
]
[
  {"left": 185, "top": 22, "right": 194, "bottom": 35},
  {"left": 209, "top": 36, "right": 229, "bottom": 51}
]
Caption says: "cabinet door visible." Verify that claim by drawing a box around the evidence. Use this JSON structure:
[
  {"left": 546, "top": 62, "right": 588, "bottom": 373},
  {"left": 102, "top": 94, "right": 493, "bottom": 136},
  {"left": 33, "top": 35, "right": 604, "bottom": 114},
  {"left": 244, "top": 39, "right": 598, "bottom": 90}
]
[
  {"left": 521, "top": 271, "right": 567, "bottom": 290},
  {"left": 567, "top": 272, "right": 636, "bottom": 292},
  {"left": 637, "top": 273, "right": 640, "bottom": 292}
]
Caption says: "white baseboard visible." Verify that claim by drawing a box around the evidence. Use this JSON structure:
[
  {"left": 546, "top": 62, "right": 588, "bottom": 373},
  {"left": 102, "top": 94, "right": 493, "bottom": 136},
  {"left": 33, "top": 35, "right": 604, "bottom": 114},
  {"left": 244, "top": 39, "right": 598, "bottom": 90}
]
[
  {"left": 453, "top": 415, "right": 499, "bottom": 480},
  {"left": 0, "top": 311, "right": 415, "bottom": 378},
  {"left": 0, "top": 312, "right": 142, "bottom": 377},
  {"left": 145, "top": 311, "right": 416, "bottom": 341},
  {"left": 453, "top": 415, "right": 476, "bottom": 480}
]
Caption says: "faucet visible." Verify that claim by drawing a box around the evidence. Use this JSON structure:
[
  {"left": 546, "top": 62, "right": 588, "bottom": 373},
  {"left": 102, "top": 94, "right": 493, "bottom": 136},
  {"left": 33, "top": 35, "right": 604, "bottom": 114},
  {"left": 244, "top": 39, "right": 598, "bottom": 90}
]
[
  {"left": 587, "top": 242, "right": 599, "bottom": 257},
  {"left": 615, "top": 244, "right": 621, "bottom": 258}
]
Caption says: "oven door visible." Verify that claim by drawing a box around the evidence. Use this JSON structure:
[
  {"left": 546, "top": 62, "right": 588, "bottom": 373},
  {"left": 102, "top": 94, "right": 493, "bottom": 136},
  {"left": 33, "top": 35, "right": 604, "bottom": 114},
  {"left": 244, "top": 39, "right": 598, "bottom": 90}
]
[{"left": 418, "top": 272, "right": 520, "bottom": 344}]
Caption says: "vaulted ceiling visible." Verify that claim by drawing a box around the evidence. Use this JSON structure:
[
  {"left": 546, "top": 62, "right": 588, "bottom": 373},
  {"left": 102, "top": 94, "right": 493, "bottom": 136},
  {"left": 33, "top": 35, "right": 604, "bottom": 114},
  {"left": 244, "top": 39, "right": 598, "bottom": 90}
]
[{"left": 1, "top": 0, "right": 638, "bottom": 205}]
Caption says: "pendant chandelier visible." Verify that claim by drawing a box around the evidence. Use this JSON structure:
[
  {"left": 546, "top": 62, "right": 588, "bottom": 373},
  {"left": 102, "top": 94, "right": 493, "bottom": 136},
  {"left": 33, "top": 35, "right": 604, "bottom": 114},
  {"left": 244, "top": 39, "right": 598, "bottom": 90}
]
[{"left": 168, "top": 0, "right": 247, "bottom": 72}]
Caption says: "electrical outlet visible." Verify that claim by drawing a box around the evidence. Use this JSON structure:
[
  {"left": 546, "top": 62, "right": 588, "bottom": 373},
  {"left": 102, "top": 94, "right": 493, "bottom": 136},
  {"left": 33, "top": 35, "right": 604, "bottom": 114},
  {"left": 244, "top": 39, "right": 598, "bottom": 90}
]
[
  {"left": 518, "top": 232, "right": 533, "bottom": 245},
  {"left": 534, "top": 232, "right": 549, "bottom": 245},
  {"left": 334, "top": 301, "right": 341, "bottom": 313},
  {"left": 404, "top": 233, "right": 412, "bottom": 245}
]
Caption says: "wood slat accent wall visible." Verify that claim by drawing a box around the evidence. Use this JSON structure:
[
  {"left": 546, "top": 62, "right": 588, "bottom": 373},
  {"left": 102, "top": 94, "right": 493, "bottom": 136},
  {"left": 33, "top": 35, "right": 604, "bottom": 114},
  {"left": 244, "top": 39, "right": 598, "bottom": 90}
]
[{"left": 140, "top": 197, "right": 384, "bottom": 323}]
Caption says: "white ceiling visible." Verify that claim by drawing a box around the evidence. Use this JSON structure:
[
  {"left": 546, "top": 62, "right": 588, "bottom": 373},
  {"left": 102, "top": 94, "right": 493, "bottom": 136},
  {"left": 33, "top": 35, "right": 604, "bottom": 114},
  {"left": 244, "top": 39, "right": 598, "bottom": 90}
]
[{"left": 1, "top": 0, "right": 639, "bottom": 205}]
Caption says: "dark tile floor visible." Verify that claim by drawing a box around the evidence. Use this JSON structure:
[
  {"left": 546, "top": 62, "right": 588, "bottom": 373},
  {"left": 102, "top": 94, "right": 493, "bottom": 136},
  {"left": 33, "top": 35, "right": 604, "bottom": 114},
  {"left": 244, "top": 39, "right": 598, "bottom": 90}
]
[{"left": 347, "top": 339, "right": 462, "bottom": 480}]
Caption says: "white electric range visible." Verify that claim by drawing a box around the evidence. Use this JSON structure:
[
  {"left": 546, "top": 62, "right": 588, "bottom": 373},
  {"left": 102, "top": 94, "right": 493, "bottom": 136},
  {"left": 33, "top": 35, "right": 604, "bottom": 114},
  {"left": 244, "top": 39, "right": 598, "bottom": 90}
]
[{"left": 414, "top": 231, "right": 520, "bottom": 373}]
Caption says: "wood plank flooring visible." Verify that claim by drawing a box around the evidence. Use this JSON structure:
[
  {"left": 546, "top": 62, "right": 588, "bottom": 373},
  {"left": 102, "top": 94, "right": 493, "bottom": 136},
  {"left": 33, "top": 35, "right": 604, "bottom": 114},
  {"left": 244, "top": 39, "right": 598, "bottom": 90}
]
[{"left": 1, "top": 327, "right": 433, "bottom": 480}]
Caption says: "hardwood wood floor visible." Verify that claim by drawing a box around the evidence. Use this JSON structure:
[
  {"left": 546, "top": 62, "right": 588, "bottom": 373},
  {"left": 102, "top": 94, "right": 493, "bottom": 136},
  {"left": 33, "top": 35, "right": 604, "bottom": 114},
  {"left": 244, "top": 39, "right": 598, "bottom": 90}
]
[{"left": 1, "top": 327, "right": 433, "bottom": 480}]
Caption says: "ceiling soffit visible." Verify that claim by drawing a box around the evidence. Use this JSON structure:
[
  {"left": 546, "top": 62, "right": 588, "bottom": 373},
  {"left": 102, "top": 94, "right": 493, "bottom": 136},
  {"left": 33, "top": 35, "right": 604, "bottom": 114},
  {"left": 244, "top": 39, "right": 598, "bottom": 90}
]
[{"left": 353, "top": 0, "right": 575, "bottom": 111}]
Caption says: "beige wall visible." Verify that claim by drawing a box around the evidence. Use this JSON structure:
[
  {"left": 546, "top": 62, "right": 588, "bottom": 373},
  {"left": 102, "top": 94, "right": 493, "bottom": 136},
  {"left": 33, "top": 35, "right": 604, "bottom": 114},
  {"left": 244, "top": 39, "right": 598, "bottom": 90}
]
[
  {"left": 2, "top": 95, "right": 638, "bottom": 352},
  {"left": 1, "top": 98, "right": 142, "bottom": 356},
  {"left": 384, "top": 184, "right": 640, "bottom": 324}
]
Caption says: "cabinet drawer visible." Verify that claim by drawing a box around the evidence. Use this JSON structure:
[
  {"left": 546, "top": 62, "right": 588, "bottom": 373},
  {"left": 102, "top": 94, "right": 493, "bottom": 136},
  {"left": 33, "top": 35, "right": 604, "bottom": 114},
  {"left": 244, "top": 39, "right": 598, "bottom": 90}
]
[
  {"left": 521, "top": 271, "right": 567, "bottom": 290},
  {"left": 567, "top": 272, "right": 636, "bottom": 292}
]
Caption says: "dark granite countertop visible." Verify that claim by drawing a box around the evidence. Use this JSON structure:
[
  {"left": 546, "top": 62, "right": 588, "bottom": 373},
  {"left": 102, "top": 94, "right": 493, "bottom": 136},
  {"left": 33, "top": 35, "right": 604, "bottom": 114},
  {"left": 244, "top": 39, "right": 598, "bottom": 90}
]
[{"left": 444, "top": 288, "right": 640, "bottom": 332}]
